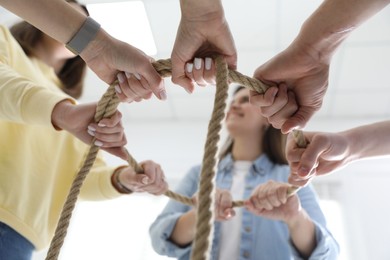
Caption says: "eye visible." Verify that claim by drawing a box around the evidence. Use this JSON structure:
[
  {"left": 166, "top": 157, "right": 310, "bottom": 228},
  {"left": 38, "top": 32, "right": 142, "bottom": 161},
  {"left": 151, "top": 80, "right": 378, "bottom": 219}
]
[{"left": 240, "top": 96, "right": 249, "bottom": 104}]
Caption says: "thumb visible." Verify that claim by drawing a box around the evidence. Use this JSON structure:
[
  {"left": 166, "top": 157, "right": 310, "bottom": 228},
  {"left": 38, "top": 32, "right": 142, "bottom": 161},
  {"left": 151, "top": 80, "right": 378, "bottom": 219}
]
[
  {"left": 133, "top": 173, "right": 150, "bottom": 185},
  {"left": 282, "top": 107, "right": 314, "bottom": 134},
  {"left": 298, "top": 141, "right": 327, "bottom": 177}
]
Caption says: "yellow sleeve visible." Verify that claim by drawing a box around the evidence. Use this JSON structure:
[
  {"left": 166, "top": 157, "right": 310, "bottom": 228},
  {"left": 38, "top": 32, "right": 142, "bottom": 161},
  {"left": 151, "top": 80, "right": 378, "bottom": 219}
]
[{"left": 0, "top": 26, "right": 72, "bottom": 126}]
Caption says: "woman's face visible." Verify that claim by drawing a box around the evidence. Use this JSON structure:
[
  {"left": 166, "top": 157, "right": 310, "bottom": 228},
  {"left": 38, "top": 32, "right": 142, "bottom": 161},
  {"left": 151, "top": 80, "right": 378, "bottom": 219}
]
[{"left": 226, "top": 88, "right": 268, "bottom": 137}]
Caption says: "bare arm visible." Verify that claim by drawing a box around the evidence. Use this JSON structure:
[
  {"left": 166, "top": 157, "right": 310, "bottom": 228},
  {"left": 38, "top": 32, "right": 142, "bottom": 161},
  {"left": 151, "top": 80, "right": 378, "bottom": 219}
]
[
  {"left": 169, "top": 209, "right": 197, "bottom": 247},
  {"left": 0, "top": 0, "right": 165, "bottom": 98},
  {"left": 252, "top": 0, "right": 390, "bottom": 133},
  {"left": 171, "top": 0, "right": 236, "bottom": 92},
  {"left": 288, "top": 121, "right": 390, "bottom": 186},
  {"left": 245, "top": 181, "right": 316, "bottom": 258},
  {"left": 285, "top": 210, "right": 316, "bottom": 258},
  {"left": 344, "top": 121, "right": 390, "bottom": 159},
  {"left": 295, "top": 0, "right": 390, "bottom": 62},
  {"left": 0, "top": 0, "right": 85, "bottom": 43}
]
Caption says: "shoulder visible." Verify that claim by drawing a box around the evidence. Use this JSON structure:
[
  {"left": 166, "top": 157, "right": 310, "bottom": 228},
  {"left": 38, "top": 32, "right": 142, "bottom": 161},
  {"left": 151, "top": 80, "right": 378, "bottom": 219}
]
[
  {"left": 0, "top": 25, "right": 17, "bottom": 47},
  {"left": 185, "top": 164, "right": 202, "bottom": 179},
  {"left": 0, "top": 25, "right": 28, "bottom": 66},
  {"left": 0, "top": 25, "right": 13, "bottom": 61},
  {"left": 0, "top": 25, "right": 10, "bottom": 38}
]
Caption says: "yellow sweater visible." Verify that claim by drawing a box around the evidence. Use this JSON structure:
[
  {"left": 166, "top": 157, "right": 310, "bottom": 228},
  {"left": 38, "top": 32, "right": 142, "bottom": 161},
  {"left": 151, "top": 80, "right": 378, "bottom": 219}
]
[{"left": 0, "top": 25, "right": 122, "bottom": 250}]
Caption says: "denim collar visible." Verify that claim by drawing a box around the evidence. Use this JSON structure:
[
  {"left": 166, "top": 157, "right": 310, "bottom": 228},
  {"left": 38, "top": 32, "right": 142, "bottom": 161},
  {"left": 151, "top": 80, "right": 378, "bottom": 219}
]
[{"left": 218, "top": 153, "right": 274, "bottom": 176}]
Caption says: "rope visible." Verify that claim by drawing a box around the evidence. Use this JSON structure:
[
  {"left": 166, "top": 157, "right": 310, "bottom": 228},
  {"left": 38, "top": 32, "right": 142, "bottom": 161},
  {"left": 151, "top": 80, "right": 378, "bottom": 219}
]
[{"left": 45, "top": 58, "right": 307, "bottom": 260}]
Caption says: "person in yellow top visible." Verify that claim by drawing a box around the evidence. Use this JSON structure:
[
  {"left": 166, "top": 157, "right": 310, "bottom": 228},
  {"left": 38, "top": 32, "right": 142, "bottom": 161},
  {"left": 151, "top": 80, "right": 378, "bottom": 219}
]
[{"left": 0, "top": 1, "right": 168, "bottom": 259}]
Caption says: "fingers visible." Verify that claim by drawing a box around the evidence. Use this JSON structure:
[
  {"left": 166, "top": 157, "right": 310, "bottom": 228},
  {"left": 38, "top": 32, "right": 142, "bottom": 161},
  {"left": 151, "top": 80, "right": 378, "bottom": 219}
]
[
  {"left": 246, "top": 181, "right": 290, "bottom": 213},
  {"left": 185, "top": 57, "right": 216, "bottom": 87},
  {"left": 115, "top": 72, "right": 153, "bottom": 102},
  {"left": 173, "top": 57, "right": 216, "bottom": 93},
  {"left": 282, "top": 106, "right": 315, "bottom": 134},
  {"left": 87, "top": 111, "right": 126, "bottom": 148},
  {"left": 288, "top": 172, "right": 312, "bottom": 187},
  {"left": 138, "top": 61, "right": 167, "bottom": 101},
  {"left": 114, "top": 55, "right": 166, "bottom": 102},
  {"left": 250, "top": 84, "right": 299, "bottom": 133},
  {"left": 250, "top": 87, "right": 278, "bottom": 108},
  {"left": 215, "top": 189, "right": 235, "bottom": 221},
  {"left": 286, "top": 132, "right": 330, "bottom": 186},
  {"left": 171, "top": 55, "right": 196, "bottom": 94},
  {"left": 136, "top": 160, "right": 168, "bottom": 195}
]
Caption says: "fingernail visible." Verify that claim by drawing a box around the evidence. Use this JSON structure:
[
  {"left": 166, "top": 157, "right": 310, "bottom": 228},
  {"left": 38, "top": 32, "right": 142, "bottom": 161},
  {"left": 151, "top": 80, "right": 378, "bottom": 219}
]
[
  {"left": 159, "top": 89, "right": 167, "bottom": 100},
  {"left": 87, "top": 125, "right": 96, "bottom": 131},
  {"left": 185, "top": 88, "right": 193, "bottom": 94},
  {"left": 205, "top": 57, "right": 212, "bottom": 70},
  {"left": 298, "top": 167, "right": 309, "bottom": 176},
  {"left": 125, "top": 71, "right": 132, "bottom": 79},
  {"left": 87, "top": 129, "right": 95, "bottom": 136},
  {"left": 142, "top": 177, "right": 150, "bottom": 185},
  {"left": 226, "top": 212, "right": 232, "bottom": 218},
  {"left": 117, "top": 73, "right": 125, "bottom": 83},
  {"left": 194, "top": 58, "right": 202, "bottom": 70},
  {"left": 98, "top": 123, "right": 106, "bottom": 127},
  {"left": 114, "top": 84, "right": 122, "bottom": 94},
  {"left": 94, "top": 140, "right": 103, "bottom": 147},
  {"left": 186, "top": 63, "right": 193, "bottom": 73},
  {"left": 134, "top": 72, "right": 141, "bottom": 80}
]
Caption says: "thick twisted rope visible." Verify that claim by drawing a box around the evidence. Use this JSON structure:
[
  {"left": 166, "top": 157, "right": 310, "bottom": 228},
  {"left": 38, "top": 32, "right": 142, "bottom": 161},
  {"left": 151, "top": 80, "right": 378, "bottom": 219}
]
[
  {"left": 45, "top": 58, "right": 306, "bottom": 260},
  {"left": 190, "top": 56, "right": 229, "bottom": 260}
]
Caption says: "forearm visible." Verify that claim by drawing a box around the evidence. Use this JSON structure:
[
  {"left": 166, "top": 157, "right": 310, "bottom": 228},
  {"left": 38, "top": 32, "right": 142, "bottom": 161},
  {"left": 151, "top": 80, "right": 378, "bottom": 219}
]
[
  {"left": 0, "top": 0, "right": 86, "bottom": 44},
  {"left": 51, "top": 99, "right": 76, "bottom": 130},
  {"left": 286, "top": 210, "right": 316, "bottom": 258},
  {"left": 169, "top": 209, "right": 197, "bottom": 247},
  {"left": 293, "top": 0, "right": 390, "bottom": 62},
  {"left": 180, "top": 0, "right": 224, "bottom": 20},
  {"left": 343, "top": 121, "right": 390, "bottom": 160}
]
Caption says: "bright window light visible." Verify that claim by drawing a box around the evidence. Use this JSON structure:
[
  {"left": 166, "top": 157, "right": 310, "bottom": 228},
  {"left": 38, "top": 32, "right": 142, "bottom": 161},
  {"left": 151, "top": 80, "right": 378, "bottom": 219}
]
[{"left": 87, "top": 1, "right": 157, "bottom": 55}]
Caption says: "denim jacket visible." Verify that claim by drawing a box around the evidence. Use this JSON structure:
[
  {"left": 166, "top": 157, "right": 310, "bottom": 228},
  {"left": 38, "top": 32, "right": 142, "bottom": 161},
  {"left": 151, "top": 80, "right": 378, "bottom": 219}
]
[{"left": 149, "top": 154, "right": 339, "bottom": 260}]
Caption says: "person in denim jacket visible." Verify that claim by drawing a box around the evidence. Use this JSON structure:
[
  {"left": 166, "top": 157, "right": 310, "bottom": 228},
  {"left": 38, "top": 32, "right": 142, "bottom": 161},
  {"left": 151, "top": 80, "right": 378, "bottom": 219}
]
[{"left": 149, "top": 86, "right": 339, "bottom": 260}]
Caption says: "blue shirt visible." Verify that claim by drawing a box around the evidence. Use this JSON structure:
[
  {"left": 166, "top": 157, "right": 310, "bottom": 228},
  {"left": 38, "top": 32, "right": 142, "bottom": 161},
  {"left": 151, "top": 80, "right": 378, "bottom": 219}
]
[{"left": 149, "top": 154, "right": 339, "bottom": 260}]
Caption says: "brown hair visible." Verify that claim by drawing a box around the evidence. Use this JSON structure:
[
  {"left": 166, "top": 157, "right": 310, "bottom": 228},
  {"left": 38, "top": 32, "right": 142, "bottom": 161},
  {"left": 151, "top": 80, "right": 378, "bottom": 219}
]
[
  {"left": 10, "top": 0, "right": 88, "bottom": 99},
  {"left": 219, "top": 86, "right": 288, "bottom": 165}
]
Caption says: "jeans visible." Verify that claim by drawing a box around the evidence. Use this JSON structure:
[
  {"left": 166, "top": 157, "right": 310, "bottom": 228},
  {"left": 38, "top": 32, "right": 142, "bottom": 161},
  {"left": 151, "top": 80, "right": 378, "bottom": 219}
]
[{"left": 0, "top": 222, "right": 34, "bottom": 260}]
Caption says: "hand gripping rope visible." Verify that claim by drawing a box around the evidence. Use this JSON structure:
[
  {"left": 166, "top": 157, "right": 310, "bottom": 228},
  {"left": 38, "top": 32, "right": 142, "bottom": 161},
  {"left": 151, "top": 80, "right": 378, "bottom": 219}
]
[{"left": 45, "top": 56, "right": 307, "bottom": 260}]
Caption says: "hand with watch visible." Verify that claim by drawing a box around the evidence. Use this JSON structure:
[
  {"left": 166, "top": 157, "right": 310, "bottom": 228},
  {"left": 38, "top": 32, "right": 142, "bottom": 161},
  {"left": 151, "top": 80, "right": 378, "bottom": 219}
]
[{"left": 0, "top": 0, "right": 166, "bottom": 103}]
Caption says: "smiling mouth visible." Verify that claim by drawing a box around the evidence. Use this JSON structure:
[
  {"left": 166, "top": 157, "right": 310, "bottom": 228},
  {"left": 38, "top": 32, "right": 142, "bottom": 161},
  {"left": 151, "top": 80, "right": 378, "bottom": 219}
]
[{"left": 228, "top": 112, "right": 244, "bottom": 118}]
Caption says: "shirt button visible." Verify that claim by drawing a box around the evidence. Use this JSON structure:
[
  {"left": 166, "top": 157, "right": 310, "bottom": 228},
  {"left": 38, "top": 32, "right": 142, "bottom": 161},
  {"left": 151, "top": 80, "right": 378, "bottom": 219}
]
[
  {"left": 243, "top": 251, "right": 250, "bottom": 258},
  {"left": 244, "top": 226, "right": 251, "bottom": 232}
]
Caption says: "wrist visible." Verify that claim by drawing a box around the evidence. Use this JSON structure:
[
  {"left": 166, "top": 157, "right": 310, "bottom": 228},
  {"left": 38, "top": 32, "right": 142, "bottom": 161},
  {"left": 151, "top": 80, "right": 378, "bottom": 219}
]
[
  {"left": 180, "top": 0, "right": 224, "bottom": 21},
  {"left": 342, "top": 129, "right": 363, "bottom": 163},
  {"left": 79, "top": 28, "right": 111, "bottom": 64},
  {"left": 285, "top": 209, "right": 307, "bottom": 230},
  {"left": 294, "top": 17, "right": 351, "bottom": 64},
  {"left": 111, "top": 167, "right": 133, "bottom": 194},
  {"left": 66, "top": 17, "right": 101, "bottom": 55},
  {"left": 51, "top": 99, "right": 74, "bottom": 130}
]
